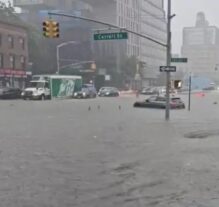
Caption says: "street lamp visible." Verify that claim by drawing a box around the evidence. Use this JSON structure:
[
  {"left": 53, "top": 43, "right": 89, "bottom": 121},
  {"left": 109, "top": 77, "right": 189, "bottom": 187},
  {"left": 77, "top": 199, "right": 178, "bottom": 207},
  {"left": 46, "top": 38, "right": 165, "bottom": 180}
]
[
  {"left": 134, "top": 61, "right": 142, "bottom": 97},
  {"left": 59, "top": 60, "right": 96, "bottom": 71},
  {"left": 56, "top": 41, "right": 78, "bottom": 74}
]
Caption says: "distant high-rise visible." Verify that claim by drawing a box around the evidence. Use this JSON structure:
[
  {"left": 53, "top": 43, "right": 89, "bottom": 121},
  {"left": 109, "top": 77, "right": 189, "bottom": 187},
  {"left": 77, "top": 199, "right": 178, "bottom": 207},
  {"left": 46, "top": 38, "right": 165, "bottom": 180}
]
[
  {"left": 181, "top": 12, "right": 219, "bottom": 77},
  {"left": 92, "top": 0, "right": 167, "bottom": 85}
]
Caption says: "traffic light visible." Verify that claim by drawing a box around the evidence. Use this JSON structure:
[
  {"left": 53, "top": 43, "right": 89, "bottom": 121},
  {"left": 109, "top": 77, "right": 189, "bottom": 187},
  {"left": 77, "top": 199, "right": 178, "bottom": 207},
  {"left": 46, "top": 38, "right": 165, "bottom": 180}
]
[
  {"left": 174, "top": 80, "right": 182, "bottom": 89},
  {"left": 42, "top": 20, "right": 60, "bottom": 38},
  {"left": 42, "top": 20, "right": 51, "bottom": 38},
  {"left": 51, "top": 21, "right": 59, "bottom": 38}
]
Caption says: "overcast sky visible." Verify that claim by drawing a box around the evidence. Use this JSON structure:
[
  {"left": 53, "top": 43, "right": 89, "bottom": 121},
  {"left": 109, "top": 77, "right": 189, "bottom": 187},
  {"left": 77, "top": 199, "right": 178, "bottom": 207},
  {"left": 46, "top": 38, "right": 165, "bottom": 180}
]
[{"left": 171, "top": 0, "right": 219, "bottom": 54}]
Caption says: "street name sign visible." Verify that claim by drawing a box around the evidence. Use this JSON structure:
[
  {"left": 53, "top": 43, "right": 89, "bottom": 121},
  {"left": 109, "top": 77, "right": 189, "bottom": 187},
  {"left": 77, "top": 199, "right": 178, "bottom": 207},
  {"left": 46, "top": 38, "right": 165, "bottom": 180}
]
[
  {"left": 94, "top": 32, "right": 128, "bottom": 41},
  {"left": 171, "top": 57, "right": 188, "bottom": 63},
  {"left": 160, "top": 66, "right": 176, "bottom": 72}
]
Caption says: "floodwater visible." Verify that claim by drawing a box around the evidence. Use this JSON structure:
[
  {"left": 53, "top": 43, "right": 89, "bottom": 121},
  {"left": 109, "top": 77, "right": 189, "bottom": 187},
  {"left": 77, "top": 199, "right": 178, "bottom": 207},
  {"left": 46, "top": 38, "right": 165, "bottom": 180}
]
[{"left": 0, "top": 92, "right": 218, "bottom": 206}]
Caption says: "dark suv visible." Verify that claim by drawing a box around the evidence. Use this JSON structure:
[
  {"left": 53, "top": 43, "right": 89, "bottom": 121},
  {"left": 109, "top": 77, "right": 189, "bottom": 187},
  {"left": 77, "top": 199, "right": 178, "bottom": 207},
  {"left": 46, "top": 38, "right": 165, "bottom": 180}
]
[
  {"left": 98, "top": 87, "right": 120, "bottom": 97},
  {"left": 73, "top": 84, "right": 97, "bottom": 98}
]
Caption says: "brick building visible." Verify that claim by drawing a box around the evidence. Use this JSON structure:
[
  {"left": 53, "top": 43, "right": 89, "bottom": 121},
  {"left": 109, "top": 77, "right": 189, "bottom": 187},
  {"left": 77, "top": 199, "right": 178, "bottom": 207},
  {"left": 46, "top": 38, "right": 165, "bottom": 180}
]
[{"left": 0, "top": 20, "right": 28, "bottom": 88}]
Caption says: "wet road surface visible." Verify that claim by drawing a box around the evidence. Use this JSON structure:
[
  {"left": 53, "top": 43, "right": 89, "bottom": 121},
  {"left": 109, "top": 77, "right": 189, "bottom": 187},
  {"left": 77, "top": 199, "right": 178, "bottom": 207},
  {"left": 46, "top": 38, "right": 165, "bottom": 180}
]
[{"left": 0, "top": 92, "right": 219, "bottom": 206}]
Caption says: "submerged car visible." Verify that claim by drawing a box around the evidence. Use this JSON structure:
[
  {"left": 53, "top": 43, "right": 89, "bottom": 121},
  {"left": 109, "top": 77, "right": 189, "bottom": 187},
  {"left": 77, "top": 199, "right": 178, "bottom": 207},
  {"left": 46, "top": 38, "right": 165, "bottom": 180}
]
[
  {"left": 0, "top": 87, "right": 22, "bottom": 99},
  {"left": 133, "top": 96, "right": 185, "bottom": 109},
  {"left": 98, "top": 87, "right": 119, "bottom": 97},
  {"left": 73, "top": 84, "right": 97, "bottom": 98},
  {"left": 140, "top": 87, "right": 159, "bottom": 95}
]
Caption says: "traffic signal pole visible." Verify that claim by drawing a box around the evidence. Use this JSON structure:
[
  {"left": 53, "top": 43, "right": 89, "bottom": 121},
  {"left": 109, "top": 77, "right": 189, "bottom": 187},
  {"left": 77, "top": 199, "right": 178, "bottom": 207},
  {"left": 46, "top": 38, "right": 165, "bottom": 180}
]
[
  {"left": 165, "top": 0, "right": 172, "bottom": 121},
  {"left": 188, "top": 73, "right": 192, "bottom": 111},
  {"left": 56, "top": 45, "right": 60, "bottom": 74},
  {"left": 48, "top": 12, "right": 167, "bottom": 48},
  {"left": 56, "top": 41, "right": 78, "bottom": 74}
]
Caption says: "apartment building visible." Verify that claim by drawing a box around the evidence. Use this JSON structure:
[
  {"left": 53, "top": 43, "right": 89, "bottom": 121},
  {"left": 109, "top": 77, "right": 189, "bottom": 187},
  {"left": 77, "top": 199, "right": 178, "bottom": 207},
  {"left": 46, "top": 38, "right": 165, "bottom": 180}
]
[{"left": 0, "top": 21, "right": 28, "bottom": 88}]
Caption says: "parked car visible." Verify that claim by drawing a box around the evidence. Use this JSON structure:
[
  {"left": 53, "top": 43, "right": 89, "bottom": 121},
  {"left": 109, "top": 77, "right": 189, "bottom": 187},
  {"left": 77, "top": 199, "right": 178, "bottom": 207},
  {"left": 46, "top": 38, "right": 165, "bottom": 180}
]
[
  {"left": 73, "top": 84, "right": 97, "bottom": 98},
  {"left": 133, "top": 95, "right": 185, "bottom": 109},
  {"left": 0, "top": 87, "right": 22, "bottom": 99},
  {"left": 140, "top": 87, "right": 158, "bottom": 95},
  {"left": 98, "top": 87, "right": 120, "bottom": 97},
  {"left": 203, "top": 86, "right": 215, "bottom": 91}
]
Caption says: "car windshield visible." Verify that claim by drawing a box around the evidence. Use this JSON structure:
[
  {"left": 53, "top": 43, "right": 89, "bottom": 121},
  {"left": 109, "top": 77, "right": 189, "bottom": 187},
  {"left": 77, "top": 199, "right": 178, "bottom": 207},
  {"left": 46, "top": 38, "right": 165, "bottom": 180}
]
[
  {"left": 142, "top": 87, "right": 150, "bottom": 90},
  {"left": 101, "top": 87, "right": 113, "bottom": 91},
  {"left": 156, "top": 97, "right": 166, "bottom": 101},
  {"left": 1, "top": 1, "right": 217, "bottom": 206},
  {"left": 30, "top": 82, "right": 45, "bottom": 88},
  {"left": 81, "top": 87, "right": 88, "bottom": 92},
  {"left": 82, "top": 84, "right": 92, "bottom": 88},
  {"left": 171, "top": 97, "right": 181, "bottom": 102}
]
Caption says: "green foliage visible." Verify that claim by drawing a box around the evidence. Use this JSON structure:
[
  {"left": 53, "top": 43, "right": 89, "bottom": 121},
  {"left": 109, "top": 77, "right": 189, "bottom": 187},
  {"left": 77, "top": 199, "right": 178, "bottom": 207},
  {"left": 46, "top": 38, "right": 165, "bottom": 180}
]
[
  {"left": 27, "top": 25, "right": 56, "bottom": 74},
  {"left": 0, "top": 1, "right": 56, "bottom": 74},
  {"left": 120, "top": 56, "right": 137, "bottom": 78},
  {"left": 95, "top": 55, "right": 139, "bottom": 87}
]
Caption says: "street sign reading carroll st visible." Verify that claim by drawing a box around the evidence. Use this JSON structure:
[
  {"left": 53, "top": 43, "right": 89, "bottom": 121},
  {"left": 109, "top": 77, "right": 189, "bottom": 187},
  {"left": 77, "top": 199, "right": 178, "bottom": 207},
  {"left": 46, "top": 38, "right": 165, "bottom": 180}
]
[
  {"left": 160, "top": 66, "right": 176, "bottom": 72},
  {"left": 94, "top": 32, "right": 128, "bottom": 41},
  {"left": 171, "top": 58, "right": 188, "bottom": 63}
]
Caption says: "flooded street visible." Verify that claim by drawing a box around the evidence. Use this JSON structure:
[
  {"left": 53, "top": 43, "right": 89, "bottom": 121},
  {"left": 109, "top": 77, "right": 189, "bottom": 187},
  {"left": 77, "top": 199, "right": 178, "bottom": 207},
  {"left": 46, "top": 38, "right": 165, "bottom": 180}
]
[{"left": 0, "top": 93, "right": 219, "bottom": 206}]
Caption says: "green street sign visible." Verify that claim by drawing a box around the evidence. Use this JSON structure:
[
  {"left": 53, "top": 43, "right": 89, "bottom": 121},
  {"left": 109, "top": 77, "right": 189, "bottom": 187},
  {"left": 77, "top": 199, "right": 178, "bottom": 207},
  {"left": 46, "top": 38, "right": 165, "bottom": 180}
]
[
  {"left": 94, "top": 32, "right": 128, "bottom": 41},
  {"left": 171, "top": 57, "right": 188, "bottom": 63}
]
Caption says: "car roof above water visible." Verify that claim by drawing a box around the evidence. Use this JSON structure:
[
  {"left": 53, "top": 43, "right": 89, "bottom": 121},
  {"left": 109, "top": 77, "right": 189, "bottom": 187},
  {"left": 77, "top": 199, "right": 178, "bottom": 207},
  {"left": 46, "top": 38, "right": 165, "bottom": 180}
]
[
  {"left": 100, "top": 87, "right": 117, "bottom": 90},
  {"left": 149, "top": 95, "right": 181, "bottom": 100},
  {"left": 82, "top": 84, "right": 95, "bottom": 88}
]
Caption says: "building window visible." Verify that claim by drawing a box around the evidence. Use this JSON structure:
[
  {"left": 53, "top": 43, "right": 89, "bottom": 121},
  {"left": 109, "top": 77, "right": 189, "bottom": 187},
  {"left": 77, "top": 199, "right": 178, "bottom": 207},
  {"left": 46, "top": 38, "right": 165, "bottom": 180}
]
[
  {"left": 19, "top": 37, "right": 25, "bottom": 50},
  {"left": 20, "top": 55, "right": 25, "bottom": 69},
  {"left": 8, "top": 35, "right": 14, "bottom": 48},
  {"left": 9, "top": 54, "right": 15, "bottom": 69},
  {"left": 0, "top": 54, "right": 3, "bottom": 68}
]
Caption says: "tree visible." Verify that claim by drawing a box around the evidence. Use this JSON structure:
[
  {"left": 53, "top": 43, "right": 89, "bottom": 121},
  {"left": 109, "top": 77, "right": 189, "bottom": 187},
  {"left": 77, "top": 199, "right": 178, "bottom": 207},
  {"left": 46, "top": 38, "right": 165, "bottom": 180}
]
[
  {"left": 27, "top": 26, "right": 57, "bottom": 74},
  {"left": 94, "top": 55, "right": 139, "bottom": 87},
  {"left": 0, "top": 1, "right": 56, "bottom": 74},
  {"left": 120, "top": 56, "right": 138, "bottom": 79}
]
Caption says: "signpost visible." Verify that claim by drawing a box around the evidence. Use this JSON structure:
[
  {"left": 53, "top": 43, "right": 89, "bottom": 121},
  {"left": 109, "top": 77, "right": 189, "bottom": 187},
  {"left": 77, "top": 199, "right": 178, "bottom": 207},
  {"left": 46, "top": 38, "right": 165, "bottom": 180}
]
[
  {"left": 94, "top": 32, "right": 128, "bottom": 41},
  {"left": 171, "top": 57, "right": 188, "bottom": 63},
  {"left": 188, "top": 74, "right": 192, "bottom": 111},
  {"left": 160, "top": 65, "right": 176, "bottom": 120},
  {"left": 160, "top": 66, "right": 176, "bottom": 72}
]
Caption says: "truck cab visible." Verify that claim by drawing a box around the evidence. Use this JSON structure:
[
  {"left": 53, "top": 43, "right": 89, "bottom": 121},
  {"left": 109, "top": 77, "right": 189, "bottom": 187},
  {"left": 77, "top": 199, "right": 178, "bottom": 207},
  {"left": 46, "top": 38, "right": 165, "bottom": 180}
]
[{"left": 21, "top": 80, "right": 50, "bottom": 100}]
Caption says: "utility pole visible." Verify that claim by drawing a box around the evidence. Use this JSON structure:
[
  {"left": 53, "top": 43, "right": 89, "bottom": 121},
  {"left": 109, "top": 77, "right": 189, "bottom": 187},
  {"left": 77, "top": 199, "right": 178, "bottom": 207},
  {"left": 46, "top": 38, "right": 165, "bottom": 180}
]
[
  {"left": 56, "top": 46, "right": 60, "bottom": 74},
  {"left": 165, "top": 0, "right": 172, "bottom": 121}
]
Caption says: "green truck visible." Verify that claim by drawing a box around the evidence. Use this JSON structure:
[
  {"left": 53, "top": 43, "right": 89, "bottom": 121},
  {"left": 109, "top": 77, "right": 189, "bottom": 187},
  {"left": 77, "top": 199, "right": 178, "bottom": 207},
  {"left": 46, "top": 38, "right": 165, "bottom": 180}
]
[{"left": 22, "top": 75, "right": 82, "bottom": 100}]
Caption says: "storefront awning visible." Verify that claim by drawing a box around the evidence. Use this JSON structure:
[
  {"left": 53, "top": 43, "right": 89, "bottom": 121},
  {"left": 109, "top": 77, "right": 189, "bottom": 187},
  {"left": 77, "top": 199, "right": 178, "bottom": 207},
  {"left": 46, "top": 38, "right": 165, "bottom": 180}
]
[{"left": 0, "top": 69, "right": 27, "bottom": 78}]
